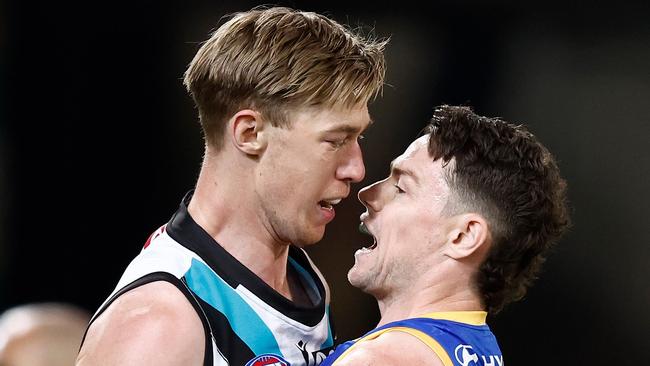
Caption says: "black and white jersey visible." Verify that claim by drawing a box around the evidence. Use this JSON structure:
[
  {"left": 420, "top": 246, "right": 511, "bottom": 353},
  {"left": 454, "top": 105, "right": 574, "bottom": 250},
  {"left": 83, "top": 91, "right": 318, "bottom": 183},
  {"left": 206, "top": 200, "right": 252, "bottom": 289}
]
[{"left": 84, "top": 193, "right": 335, "bottom": 366}]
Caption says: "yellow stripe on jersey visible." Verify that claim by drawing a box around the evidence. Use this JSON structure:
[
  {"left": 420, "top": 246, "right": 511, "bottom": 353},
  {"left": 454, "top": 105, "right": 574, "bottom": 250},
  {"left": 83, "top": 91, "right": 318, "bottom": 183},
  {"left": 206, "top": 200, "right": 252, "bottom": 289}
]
[
  {"left": 332, "top": 326, "right": 454, "bottom": 366},
  {"left": 421, "top": 311, "right": 487, "bottom": 326},
  {"left": 331, "top": 311, "right": 487, "bottom": 365}
]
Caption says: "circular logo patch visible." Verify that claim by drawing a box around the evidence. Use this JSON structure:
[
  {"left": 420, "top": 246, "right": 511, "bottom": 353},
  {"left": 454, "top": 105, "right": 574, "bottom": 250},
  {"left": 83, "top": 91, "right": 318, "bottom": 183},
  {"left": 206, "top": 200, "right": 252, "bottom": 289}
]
[{"left": 245, "top": 354, "right": 290, "bottom": 366}]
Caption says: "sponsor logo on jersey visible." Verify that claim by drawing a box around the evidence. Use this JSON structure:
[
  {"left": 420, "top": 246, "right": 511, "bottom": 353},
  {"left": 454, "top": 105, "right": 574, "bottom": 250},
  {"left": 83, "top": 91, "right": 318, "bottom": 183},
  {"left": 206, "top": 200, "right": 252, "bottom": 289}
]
[
  {"left": 296, "top": 340, "right": 335, "bottom": 366},
  {"left": 245, "top": 354, "right": 289, "bottom": 366},
  {"left": 454, "top": 344, "right": 503, "bottom": 366},
  {"left": 455, "top": 344, "right": 479, "bottom": 366}
]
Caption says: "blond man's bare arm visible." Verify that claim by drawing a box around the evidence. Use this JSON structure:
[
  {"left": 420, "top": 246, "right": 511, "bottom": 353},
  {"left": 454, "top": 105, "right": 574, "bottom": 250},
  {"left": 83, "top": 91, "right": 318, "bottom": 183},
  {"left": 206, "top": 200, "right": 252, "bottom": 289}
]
[{"left": 76, "top": 281, "right": 205, "bottom": 366}]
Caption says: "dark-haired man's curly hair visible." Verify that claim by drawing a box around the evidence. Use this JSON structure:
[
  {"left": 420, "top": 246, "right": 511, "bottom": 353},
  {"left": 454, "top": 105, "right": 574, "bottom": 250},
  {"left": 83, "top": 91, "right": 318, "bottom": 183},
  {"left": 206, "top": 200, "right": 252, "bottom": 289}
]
[{"left": 425, "top": 105, "right": 570, "bottom": 313}]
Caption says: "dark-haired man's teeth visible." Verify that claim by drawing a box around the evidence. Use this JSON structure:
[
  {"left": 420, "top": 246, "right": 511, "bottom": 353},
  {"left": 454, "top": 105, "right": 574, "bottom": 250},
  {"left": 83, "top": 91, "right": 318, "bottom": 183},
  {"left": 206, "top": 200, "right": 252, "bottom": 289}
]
[{"left": 358, "top": 237, "right": 377, "bottom": 253}]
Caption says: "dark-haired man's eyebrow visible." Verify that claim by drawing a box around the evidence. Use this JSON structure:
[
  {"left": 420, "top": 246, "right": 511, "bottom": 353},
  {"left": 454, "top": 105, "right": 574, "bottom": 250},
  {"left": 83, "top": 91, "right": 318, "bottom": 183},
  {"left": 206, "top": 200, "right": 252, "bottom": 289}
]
[{"left": 389, "top": 160, "right": 421, "bottom": 185}]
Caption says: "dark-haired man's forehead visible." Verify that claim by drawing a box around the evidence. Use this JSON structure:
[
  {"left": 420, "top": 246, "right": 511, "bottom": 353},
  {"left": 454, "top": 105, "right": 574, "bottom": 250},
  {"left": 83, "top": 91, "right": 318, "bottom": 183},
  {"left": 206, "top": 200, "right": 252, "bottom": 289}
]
[{"left": 390, "top": 135, "right": 439, "bottom": 185}]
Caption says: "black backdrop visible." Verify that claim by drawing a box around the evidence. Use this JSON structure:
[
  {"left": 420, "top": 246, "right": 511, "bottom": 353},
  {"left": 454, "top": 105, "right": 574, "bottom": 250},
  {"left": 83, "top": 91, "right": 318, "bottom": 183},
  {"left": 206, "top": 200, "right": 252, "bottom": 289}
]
[{"left": 3, "top": 1, "right": 649, "bottom": 364}]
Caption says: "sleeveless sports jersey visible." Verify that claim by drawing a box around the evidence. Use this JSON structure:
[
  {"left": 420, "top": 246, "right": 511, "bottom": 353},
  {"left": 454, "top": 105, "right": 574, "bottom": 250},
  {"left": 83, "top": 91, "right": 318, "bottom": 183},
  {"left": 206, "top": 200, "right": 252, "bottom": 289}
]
[
  {"left": 321, "top": 312, "right": 502, "bottom": 366},
  {"left": 83, "top": 193, "right": 335, "bottom": 366}
]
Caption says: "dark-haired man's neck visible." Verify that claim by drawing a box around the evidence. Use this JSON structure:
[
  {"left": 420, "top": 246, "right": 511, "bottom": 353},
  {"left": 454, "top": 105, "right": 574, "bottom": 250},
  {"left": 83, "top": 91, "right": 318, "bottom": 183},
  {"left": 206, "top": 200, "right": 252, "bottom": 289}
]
[{"left": 374, "top": 265, "right": 485, "bottom": 327}]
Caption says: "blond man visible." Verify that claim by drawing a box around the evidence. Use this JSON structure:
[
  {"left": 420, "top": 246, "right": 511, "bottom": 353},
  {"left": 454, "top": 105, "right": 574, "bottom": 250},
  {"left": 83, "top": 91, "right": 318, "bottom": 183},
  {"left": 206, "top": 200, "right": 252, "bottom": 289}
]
[{"left": 76, "top": 7, "right": 387, "bottom": 366}]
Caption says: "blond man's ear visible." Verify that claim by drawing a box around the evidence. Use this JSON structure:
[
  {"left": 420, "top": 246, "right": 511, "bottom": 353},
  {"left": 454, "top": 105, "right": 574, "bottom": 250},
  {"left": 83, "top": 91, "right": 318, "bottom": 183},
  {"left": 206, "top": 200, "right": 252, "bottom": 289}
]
[{"left": 230, "top": 109, "right": 267, "bottom": 156}]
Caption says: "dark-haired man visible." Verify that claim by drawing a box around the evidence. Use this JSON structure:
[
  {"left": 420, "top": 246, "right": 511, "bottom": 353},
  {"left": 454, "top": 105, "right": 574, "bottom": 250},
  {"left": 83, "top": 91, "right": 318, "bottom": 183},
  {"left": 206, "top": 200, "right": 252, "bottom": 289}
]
[{"left": 323, "top": 105, "right": 570, "bottom": 366}]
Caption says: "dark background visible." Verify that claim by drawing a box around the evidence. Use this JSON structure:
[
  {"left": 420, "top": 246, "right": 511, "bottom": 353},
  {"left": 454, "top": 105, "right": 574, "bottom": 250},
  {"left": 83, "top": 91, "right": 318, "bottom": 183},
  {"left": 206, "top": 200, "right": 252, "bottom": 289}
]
[{"left": 2, "top": 1, "right": 649, "bottom": 364}]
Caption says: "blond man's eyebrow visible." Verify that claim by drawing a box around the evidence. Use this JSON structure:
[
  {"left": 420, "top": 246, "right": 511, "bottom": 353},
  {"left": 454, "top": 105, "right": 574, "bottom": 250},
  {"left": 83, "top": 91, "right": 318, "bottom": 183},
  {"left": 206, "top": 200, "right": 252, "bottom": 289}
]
[
  {"left": 323, "top": 118, "right": 373, "bottom": 135},
  {"left": 324, "top": 125, "right": 362, "bottom": 134}
]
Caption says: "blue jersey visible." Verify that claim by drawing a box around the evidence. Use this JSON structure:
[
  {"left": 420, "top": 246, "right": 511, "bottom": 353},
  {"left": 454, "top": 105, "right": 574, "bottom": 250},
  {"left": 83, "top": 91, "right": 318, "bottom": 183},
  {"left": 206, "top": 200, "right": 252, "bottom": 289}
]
[{"left": 322, "top": 312, "right": 502, "bottom": 366}]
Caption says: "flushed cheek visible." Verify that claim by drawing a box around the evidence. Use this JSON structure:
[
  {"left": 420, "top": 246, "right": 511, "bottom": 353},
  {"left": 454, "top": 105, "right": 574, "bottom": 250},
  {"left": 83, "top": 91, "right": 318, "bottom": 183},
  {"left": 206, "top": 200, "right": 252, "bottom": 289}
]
[{"left": 382, "top": 228, "right": 404, "bottom": 250}]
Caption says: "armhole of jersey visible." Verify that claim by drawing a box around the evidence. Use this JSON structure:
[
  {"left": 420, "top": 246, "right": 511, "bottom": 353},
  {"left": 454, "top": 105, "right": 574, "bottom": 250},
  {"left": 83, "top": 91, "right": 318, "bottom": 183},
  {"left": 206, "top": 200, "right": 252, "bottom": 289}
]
[
  {"left": 79, "top": 271, "right": 213, "bottom": 366},
  {"left": 332, "top": 326, "right": 454, "bottom": 366}
]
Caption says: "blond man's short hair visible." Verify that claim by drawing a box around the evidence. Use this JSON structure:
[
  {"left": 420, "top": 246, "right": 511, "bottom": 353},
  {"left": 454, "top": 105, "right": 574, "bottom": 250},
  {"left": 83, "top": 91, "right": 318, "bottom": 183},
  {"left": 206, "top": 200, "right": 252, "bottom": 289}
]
[{"left": 184, "top": 7, "right": 388, "bottom": 150}]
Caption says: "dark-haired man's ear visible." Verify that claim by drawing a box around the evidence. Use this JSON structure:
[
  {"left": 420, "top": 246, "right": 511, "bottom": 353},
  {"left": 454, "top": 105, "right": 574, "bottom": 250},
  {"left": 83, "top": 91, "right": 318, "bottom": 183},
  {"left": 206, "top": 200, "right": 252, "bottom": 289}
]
[
  {"left": 444, "top": 214, "right": 491, "bottom": 260},
  {"left": 230, "top": 109, "right": 267, "bottom": 156}
]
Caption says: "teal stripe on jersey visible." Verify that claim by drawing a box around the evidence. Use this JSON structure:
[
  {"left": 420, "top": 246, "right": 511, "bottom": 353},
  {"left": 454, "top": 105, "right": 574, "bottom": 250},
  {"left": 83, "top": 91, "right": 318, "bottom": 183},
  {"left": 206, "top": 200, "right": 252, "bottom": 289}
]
[
  {"left": 321, "top": 306, "right": 334, "bottom": 349},
  {"left": 184, "top": 258, "right": 283, "bottom": 357}
]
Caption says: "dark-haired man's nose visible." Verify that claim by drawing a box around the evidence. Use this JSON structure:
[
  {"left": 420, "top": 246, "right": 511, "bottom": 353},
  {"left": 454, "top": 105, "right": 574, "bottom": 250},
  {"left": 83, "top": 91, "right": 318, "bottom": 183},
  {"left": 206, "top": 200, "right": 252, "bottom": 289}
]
[{"left": 358, "top": 180, "right": 383, "bottom": 212}]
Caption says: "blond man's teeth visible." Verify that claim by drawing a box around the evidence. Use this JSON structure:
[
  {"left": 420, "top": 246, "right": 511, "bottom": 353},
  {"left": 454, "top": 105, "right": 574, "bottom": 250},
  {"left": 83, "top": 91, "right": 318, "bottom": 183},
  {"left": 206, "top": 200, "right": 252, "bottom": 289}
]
[{"left": 320, "top": 198, "right": 342, "bottom": 209}]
